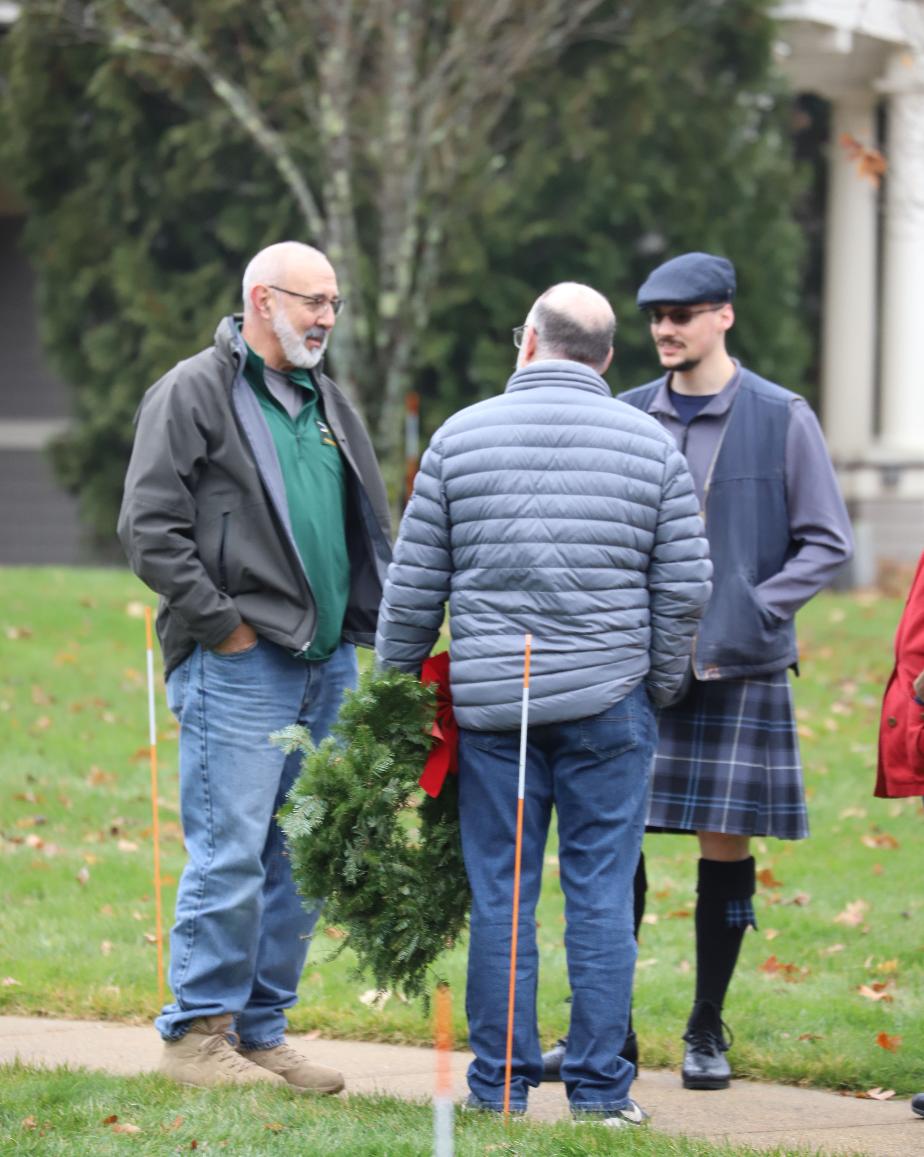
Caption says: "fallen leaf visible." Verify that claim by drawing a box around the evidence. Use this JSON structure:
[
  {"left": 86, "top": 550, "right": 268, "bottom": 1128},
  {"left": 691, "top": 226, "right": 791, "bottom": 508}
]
[
  {"left": 676, "top": 959, "right": 691, "bottom": 974},
  {"left": 861, "top": 833, "right": 899, "bottom": 850},
  {"left": 163, "top": 1116, "right": 184, "bottom": 1132},
  {"left": 144, "top": 933, "right": 158, "bottom": 945},
  {"left": 668, "top": 909, "right": 692, "bottom": 919},
  {"left": 102, "top": 1115, "right": 119, "bottom": 1125},
  {"left": 117, "top": 840, "right": 139, "bottom": 853},
  {"left": 112, "top": 1122, "right": 142, "bottom": 1134},
  {"left": 858, "top": 985, "right": 893, "bottom": 1003},
  {"left": 866, "top": 1087, "right": 896, "bottom": 1100},
  {"left": 2, "top": 977, "right": 22, "bottom": 987},
  {"left": 764, "top": 929, "right": 780, "bottom": 941},
  {"left": 757, "top": 868, "right": 783, "bottom": 888},
  {"left": 125, "top": 601, "right": 147, "bottom": 619},
  {"left": 5, "top": 625, "right": 33, "bottom": 639},
  {"left": 86, "top": 767, "right": 115, "bottom": 787},
  {"left": 877, "top": 959, "right": 899, "bottom": 974},
  {"left": 100, "top": 941, "right": 113, "bottom": 957},
  {"left": 323, "top": 926, "right": 346, "bottom": 940},
  {"left": 834, "top": 900, "right": 869, "bottom": 927},
  {"left": 21, "top": 1116, "right": 37, "bottom": 1129},
  {"left": 641, "top": 914, "right": 659, "bottom": 925},
  {"left": 264, "top": 1122, "right": 285, "bottom": 1132},
  {"left": 820, "top": 943, "right": 845, "bottom": 956},
  {"left": 758, "top": 955, "right": 809, "bottom": 982},
  {"left": 76, "top": 866, "right": 90, "bottom": 886},
  {"left": 798, "top": 1032, "right": 823, "bottom": 1042},
  {"left": 875, "top": 1032, "right": 901, "bottom": 1052}
]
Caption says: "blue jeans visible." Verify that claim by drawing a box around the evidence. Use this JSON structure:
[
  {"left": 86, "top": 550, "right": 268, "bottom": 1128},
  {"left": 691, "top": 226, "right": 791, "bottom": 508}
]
[
  {"left": 156, "top": 638, "right": 357, "bottom": 1046},
  {"left": 458, "top": 683, "right": 655, "bottom": 1113}
]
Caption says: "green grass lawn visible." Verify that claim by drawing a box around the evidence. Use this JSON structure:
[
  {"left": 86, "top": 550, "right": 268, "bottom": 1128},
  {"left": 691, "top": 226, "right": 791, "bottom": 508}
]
[
  {"left": 0, "top": 1065, "right": 808, "bottom": 1157},
  {"left": 1, "top": 567, "right": 922, "bottom": 1101}
]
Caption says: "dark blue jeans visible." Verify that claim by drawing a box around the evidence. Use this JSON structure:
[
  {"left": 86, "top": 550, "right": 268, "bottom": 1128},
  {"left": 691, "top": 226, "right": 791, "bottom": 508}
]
[{"left": 458, "top": 683, "right": 655, "bottom": 1113}]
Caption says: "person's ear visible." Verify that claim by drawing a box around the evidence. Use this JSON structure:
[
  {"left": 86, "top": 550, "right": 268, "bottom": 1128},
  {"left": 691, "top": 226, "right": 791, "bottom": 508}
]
[
  {"left": 251, "top": 284, "right": 273, "bottom": 320},
  {"left": 521, "top": 324, "right": 539, "bottom": 364}
]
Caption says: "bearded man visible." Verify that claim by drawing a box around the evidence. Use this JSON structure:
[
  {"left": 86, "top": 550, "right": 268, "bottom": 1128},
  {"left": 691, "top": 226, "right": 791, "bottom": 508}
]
[{"left": 118, "top": 241, "right": 391, "bottom": 1090}]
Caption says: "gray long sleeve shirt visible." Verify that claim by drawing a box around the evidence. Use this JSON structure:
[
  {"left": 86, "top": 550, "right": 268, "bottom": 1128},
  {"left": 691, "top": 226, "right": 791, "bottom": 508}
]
[{"left": 634, "top": 364, "right": 853, "bottom": 623}]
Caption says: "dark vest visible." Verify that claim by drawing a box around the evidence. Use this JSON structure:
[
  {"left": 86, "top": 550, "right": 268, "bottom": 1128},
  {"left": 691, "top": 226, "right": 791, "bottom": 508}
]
[{"left": 624, "top": 369, "right": 797, "bottom": 680}]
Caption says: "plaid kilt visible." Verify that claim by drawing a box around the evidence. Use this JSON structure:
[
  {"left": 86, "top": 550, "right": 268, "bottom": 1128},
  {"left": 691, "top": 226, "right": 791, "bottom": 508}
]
[{"left": 646, "top": 671, "right": 809, "bottom": 840}]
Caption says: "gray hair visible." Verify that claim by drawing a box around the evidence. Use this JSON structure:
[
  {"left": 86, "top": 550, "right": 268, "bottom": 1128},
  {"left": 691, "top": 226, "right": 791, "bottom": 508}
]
[{"left": 527, "top": 283, "right": 616, "bottom": 370}]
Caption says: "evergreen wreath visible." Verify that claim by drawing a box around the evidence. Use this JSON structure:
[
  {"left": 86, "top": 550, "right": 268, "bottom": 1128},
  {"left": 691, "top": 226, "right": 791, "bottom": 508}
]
[{"left": 276, "top": 666, "right": 469, "bottom": 1001}]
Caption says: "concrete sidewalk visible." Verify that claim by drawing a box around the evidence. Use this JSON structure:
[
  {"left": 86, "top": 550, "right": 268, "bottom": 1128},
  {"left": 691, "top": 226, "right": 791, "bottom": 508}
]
[{"left": 1, "top": 1015, "right": 921, "bottom": 1155}]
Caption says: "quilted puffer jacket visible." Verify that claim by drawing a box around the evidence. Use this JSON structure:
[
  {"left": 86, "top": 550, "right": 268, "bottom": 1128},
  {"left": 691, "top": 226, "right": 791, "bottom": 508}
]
[{"left": 375, "top": 359, "right": 712, "bottom": 730}]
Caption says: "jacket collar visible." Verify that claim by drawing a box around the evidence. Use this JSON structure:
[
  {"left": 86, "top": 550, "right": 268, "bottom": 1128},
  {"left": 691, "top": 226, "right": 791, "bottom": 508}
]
[
  {"left": 505, "top": 358, "right": 612, "bottom": 397},
  {"left": 214, "top": 314, "right": 324, "bottom": 393}
]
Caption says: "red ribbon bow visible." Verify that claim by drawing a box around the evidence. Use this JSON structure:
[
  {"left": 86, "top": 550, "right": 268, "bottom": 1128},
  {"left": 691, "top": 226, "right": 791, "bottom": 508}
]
[{"left": 418, "top": 651, "right": 458, "bottom": 798}]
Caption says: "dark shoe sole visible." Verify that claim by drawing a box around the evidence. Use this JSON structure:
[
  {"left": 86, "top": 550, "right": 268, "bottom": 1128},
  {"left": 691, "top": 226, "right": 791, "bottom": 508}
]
[{"left": 682, "top": 1073, "right": 731, "bottom": 1091}]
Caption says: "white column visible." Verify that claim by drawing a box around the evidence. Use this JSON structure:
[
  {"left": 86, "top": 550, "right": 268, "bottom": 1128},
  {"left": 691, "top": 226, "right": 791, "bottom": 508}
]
[
  {"left": 878, "top": 59, "right": 924, "bottom": 454},
  {"left": 821, "top": 92, "right": 879, "bottom": 460}
]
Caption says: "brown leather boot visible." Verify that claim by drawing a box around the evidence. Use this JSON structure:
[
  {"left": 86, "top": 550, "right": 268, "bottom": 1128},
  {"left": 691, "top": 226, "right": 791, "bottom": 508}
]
[{"left": 160, "top": 1015, "right": 287, "bottom": 1088}]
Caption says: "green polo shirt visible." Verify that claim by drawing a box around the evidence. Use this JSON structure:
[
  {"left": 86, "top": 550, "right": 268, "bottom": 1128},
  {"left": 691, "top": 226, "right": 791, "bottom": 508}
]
[{"left": 243, "top": 345, "right": 349, "bottom": 661}]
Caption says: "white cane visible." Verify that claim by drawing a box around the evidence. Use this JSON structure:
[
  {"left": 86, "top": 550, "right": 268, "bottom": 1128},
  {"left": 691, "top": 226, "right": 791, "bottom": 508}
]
[{"left": 503, "top": 633, "right": 532, "bottom": 1122}]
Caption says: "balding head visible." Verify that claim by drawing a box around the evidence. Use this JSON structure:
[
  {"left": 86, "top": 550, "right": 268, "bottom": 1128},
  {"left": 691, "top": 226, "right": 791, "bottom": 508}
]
[
  {"left": 242, "top": 242, "right": 334, "bottom": 314},
  {"left": 240, "top": 242, "right": 340, "bottom": 371},
  {"left": 520, "top": 282, "right": 616, "bottom": 373}
]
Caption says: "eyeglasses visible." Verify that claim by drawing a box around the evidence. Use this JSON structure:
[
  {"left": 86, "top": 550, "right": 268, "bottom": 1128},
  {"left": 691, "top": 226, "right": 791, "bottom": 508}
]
[
  {"left": 646, "top": 304, "right": 724, "bottom": 327},
  {"left": 269, "top": 285, "right": 345, "bottom": 316},
  {"left": 512, "top": 324, "right": 528, "bottom": 349}
]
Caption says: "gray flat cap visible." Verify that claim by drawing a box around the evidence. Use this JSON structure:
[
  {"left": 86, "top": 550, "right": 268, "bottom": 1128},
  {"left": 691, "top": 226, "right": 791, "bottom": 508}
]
[{"left": 636, "top": 252, "right": 736, "bottom": 309}]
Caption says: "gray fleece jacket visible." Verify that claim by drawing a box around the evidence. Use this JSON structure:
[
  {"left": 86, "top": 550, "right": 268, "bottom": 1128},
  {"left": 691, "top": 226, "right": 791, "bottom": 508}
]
[{"left": 375, "top": 359, "right": 713, "bottom": 730}]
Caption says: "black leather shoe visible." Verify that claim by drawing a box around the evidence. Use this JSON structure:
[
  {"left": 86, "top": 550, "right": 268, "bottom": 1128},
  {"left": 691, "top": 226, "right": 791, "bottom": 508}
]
[
  {"left": 681, "top": 1002, "right": 732, "bottom": 1090},
  {"left": 540, "top": 1029, "right": 639, "bottom": 1083},
  {"left": 540, "top": 1038, "right": 567, "bottom": 1081},
  {"left": 912, "top": 1092, "right": 924, "bottom": 1118}
]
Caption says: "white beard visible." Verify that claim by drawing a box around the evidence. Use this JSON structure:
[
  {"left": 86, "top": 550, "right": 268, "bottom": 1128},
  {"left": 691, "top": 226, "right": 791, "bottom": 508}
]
[{"left": 272, "top": 310, "right": 329, "bottom": 369}]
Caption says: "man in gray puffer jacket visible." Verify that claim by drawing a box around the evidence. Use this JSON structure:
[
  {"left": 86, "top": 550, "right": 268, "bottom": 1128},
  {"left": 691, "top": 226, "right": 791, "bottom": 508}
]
[{"left": 376, "top": 282, "right": 712, "bottom": 1126}]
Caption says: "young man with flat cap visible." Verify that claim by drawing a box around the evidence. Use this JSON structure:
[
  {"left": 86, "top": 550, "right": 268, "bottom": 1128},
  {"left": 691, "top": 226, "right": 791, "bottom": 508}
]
[{"left": 619, "top": 252, "right": 853, "bottom": 1089}]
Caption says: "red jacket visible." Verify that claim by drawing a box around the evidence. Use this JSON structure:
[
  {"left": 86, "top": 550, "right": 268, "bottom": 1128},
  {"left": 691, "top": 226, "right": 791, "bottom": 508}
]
[{"left": 876, "top": 552, "right": 924, "bottom": 797}]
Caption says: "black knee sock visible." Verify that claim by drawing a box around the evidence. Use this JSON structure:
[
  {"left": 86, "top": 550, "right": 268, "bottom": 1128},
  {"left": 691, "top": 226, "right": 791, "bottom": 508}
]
[{"left": 692, "top": 857, "right": 756, "bottom": 1018}]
